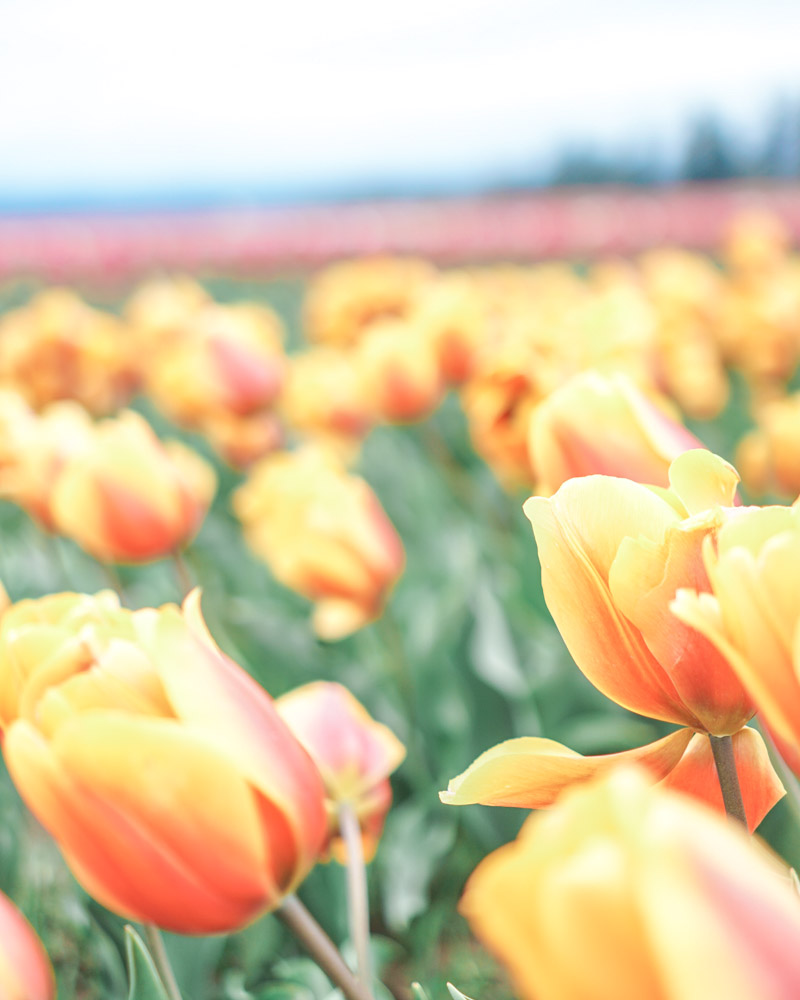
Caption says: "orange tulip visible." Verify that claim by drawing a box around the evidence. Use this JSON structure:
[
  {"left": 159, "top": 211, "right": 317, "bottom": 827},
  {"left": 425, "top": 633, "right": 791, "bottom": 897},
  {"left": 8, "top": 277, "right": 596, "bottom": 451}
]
[
  {"left": 529, "top": 372, "right": 705, "bottom": 495},
  {"left": 672, "top": 501, "right": 800, "bottom": 758},
  {"left": 234, "top": 446, "right": 404, "bottom": 640},
  {"left": 461, "top": 767, "right": 800, "bottom": 1000},
  {"left": 524, "top": 449, "right": 751, "bottom": 733},
  {"left": 276, "top": 682, "right": 405, "bottom": 860},
  {"left": 0, "top": 891, "right": 55, "bottom": 1000},
  {"left": 0, "top": 589, "right": 327, "bottom": 934},
  {"left": 49, "top": 409, "right": 216, "bottom": 563},
  {"left": 124, "top": 275, "right": 211, "bottom": 354}
]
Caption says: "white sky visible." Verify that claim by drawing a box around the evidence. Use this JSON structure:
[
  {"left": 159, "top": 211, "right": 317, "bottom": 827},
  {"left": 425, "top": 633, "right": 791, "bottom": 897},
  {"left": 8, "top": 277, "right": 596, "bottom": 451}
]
[{"left": 1, "top": 0, "right": 799, "bottom": 200}]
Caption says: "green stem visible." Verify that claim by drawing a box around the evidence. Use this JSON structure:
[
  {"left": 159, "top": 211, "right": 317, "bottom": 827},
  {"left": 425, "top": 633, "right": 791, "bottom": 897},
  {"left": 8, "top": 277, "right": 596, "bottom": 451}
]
[
  {"left": 276, "top": 895, "right": 375, "bottom": 1000},
  {"left": 143, "top": 924, "right": 182, "bottom": 1000},
  {"left": 338, "top": 801, "right": 373, "bottom": 991},
  {"left": 171, "top": 550, "right": 195, "bottom": 598},
  {"left": 709, "top": 734, "right": 747, "bottom": 826}
]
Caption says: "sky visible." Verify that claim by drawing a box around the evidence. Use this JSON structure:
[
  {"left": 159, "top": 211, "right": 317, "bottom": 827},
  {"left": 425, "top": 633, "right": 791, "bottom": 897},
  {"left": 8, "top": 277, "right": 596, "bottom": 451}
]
[{"left": 0, "top": 0, "right": 799, "bottom": 206}]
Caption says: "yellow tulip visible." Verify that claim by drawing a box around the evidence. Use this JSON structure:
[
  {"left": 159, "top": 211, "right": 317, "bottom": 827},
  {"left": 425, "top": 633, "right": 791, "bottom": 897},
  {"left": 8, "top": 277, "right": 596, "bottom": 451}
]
[
  {"left": 462, "top": 768, "right": 800, "bottom": 1000},
  {"left": 50, "top": 409, "right": 216, "bottom": 563},
  {"left": 524, "top": 449, "right": 752, "bottom": 733},
  {"left": 0, "top": 589, "right": 327, "bottom": 934},
  {"left": 529, "top": 372, "right": 705, "bottom": 495},
  {"left": 234, "top": 446, "right": 404, "bottom": 640}
]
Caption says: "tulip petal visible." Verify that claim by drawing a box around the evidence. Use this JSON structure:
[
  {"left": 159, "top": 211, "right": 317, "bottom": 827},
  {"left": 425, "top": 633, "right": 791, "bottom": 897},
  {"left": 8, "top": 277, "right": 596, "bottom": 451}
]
[
  {"left": 145, "top": 591, "right": 327, "bottom": 871},
  {"left": 0, "top": 892, "right": 54, "bottom": 1000},
  {"left": 659, "top": 728, "right": 784, "bottom": 832},
  {"left": 641, "top": 779, "right": 800, "bottom": 1000},
  {"left": 4, "top": 715, "right": 274, "bottom": 933},
  {"left": 440, "top": 728, "right": 694, "bottom": 808},
  {"left": 667, "top": 449, "right": 739, "bottom": 515},
  {"left": 524, "top": 480, "right": 696, "bottom": 725},
  {"left": 610, "top": 518, "right": 754, "bottom": 735}
]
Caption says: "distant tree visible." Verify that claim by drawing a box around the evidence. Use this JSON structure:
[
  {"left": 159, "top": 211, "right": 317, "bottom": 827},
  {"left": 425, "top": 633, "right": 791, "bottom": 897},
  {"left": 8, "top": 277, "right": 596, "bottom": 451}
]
[
  {"left": 756, "top": 97, "right": 800, "bottom": 178},
  {"left": 681, "top": 113, "right": 741, "bottom": 181}
]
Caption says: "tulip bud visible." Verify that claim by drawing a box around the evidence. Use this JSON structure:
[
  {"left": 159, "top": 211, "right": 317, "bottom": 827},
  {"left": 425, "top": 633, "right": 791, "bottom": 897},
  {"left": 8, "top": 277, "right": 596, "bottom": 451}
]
[
  {"left": 462, "top": 768, "right": 800, "bottom": 1000},
  {"left": 49, "top": 410, "right": 216, "bottom": 563},
  {"left": 276, "top": 682, "right": 405, "bottom": 861},
  {"left": 234, "top": 446, "right": 404, "bottom": 640},
  {"left": 124, "top": 276, "right": 211, "bottom": 354},
  {"left": 0, "top": 589, "right": 327, "bottom": 934},
  {"left": 529, "top": 372, "right": 704, "bottom": 495},
  {"left": 0, "top": 891, "right": 55, "bottom": 1000}
]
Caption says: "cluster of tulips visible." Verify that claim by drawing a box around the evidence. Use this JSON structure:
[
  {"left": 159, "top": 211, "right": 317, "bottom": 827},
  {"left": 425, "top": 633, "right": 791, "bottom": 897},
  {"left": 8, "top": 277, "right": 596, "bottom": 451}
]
[{"left": 3, "top": 209, "right": 800, "bottom": 999}]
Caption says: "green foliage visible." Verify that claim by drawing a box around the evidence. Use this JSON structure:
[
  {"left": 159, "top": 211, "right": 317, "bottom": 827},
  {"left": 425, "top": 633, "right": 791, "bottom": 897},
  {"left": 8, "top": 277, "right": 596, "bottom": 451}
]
[{"left": 125, "top": 927, "right": 171, "bottom": 1000}]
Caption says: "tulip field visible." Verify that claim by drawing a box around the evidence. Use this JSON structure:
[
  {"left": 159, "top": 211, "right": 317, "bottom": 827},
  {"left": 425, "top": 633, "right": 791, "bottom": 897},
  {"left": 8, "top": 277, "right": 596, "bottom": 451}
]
[{"left": 2, "top": 209, "right": 800, "bottom": 999}]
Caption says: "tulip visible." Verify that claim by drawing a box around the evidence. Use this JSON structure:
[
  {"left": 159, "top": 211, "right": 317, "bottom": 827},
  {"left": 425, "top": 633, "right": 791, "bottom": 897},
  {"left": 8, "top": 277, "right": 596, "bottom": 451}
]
[
  {"left": 735, "top": 392, "right": 800, "bottom": 499},
  {"left": 0, "top": 288, "right": 138, "bottom": 415},
  {"left": 442, "top": 449, "right": 785, "bottom": 829},
  {"left": 276, "top": 682, "right": 405, "bottom": 860},
  {"left": 49, "top": 409, "right": 216, "bottom": 563},
  {"left": 528, "top": 372, "right": 705, "bottom": 495},
  {"left": 201, "top": 409, "right": 284, "bottom": 469},
  {"left": 525, "top": 449, "right": 751, "bottom": 733},
  {"left": 356, "top": 318, "right": 443, "bottom": 424},
  {"left": 281, "top": 347, "right": 374, "bottom": 450},
  {"left": 0, "top": 401, "right": 95, "bottom": 531},
  {"left": 234, "top": 446, "right": 404, "bottom": 640},
  {"left": 461, "top": 767, "right": 800, "bottom": 1000},
  {"left": 414, "top": 274, "right": 487, "bottom": 384},
  {"left": 146, "top": 302, "right": 286, "bottom": 426},
  {"left": 0, "top": 589, "right": 327, "bottom": 934},
  {"left": 304, "top": 257, "right": 435, "bottom": 347},
  {"left": 0, "top": 891, "right": 55, "bottom": 1000},
  {"left": 124, "top": 275, "right": 210, "bottom": 353},
  {"left": 672, "top": 501, "right": 800, "bottom": 757}
]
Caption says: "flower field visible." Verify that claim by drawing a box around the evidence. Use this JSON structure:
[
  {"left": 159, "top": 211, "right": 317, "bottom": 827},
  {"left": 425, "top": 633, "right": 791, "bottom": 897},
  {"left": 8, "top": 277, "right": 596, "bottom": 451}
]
[{"left": 1, "top": 207, "right": 800, "bottom": 999}]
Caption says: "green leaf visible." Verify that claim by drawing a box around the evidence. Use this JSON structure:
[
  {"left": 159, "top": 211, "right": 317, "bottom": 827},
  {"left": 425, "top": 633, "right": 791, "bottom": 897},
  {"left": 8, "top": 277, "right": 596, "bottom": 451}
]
[
  {"left": 411, "top": 985, "right": 431, "bottom": 1000},
  {"left": 447, "top": 984, "right": 478, "bottom": 1000},
  {"left": 124, "top": 926, "right": 170, "bottom": 1000}
]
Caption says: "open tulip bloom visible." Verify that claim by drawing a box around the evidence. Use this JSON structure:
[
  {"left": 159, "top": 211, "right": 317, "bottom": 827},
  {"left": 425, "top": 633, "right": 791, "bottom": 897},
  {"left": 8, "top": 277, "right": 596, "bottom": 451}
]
[{"left": 442, "top": 450, "right": 784, "bottom": 830}]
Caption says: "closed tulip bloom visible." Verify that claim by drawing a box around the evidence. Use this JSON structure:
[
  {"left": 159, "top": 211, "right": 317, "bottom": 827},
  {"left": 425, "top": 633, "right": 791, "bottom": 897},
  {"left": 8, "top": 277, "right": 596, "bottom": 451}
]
[
  {"left": 461, "top": 768, "right": 800, "bottom": 1000},
  {"left": 673, "top": 501, "right": 800, "bottom": 756},
  {"left": 356, "top": 318, "right": 443, "bottom": 424},
  {"left": 147, "top": 303, "right": 286, "bottom": 426},
  {"left": 234, "top": 446, "right": 404, "bottom": 640},
  {"left": 0, "top": 401, "right": 95, "bottom": 531},
  {"left": 529, "top": 372, "right": 705, "bottom": 495},
  {"left": 735, "top": 392, "right": 800, "bottom": 499},
  {"left": 276, "top": 682, "right": 405, "bottom": 860},
  {"left": 49, "top": 410, "right": 216, "bottom": 563},
  {"left": 0, "top": 891, "right": 55, "bottom": 1000},
  {"left": 0, "top": 589, "right": 327, "bottom": 934},
  {"left": 524, "top": 449, "right": 752, "bottom": 734}
]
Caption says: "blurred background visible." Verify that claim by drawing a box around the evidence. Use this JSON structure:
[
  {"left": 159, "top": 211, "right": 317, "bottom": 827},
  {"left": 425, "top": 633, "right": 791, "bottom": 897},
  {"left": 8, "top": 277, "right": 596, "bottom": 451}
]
[{"left": 2, "top": 0, "right": 800, "bottom": 279}]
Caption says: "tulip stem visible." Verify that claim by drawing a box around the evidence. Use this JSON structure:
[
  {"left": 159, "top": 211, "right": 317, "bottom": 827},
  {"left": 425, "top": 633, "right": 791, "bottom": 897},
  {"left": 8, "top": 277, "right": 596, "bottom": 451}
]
[
  {"left": 143, "top": 924, "right": 182, "bottom": 1000},
  {"left": 172, "top": 550, "right": 195, "bottom": 598},
  {"left": 709, "top": 734, "right": 747, "bottom": 826},
  {"left": 276, "top": 895, "right": 376, "bottom": 1000},
  {"left": 338, "top": 800, "right": 373, "bottom": 992}
]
